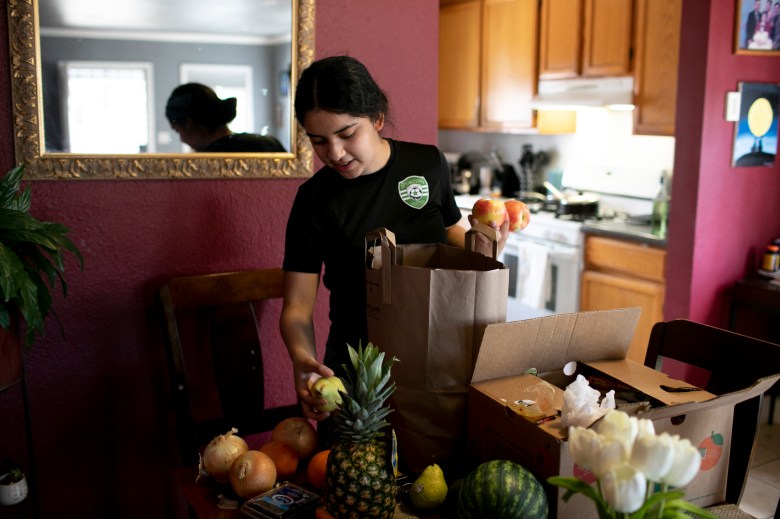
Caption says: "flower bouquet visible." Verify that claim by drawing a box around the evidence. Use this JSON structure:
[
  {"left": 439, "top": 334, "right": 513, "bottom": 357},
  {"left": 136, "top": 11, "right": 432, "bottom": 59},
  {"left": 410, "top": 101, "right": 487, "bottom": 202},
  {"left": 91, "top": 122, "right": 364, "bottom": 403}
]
[{"left": 548, "top": 410, "right": 718, "bottom": 519}]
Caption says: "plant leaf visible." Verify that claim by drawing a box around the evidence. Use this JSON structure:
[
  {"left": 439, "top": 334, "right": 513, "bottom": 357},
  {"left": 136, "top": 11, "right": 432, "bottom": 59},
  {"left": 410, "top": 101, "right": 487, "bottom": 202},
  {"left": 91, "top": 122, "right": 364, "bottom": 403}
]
[{"left": 0, "top": 164, "right": 83, "bottom": 347}]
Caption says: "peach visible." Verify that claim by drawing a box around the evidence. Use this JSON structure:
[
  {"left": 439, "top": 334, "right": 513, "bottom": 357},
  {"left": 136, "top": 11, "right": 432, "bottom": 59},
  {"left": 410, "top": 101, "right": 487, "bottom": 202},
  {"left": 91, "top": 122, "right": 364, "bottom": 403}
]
[
  {"left": 505, "top": 199, "right": 531, "bottom": 232},
  {"left": 471, "top": 198, "right": 507, "bottom": 227}
]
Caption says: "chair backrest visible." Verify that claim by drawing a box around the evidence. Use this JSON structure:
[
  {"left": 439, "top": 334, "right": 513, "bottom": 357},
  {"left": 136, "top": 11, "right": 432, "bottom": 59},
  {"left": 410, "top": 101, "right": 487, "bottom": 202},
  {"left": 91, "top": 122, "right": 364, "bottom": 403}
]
[
  {"left": 645, "top": 319, "right": 780, "bottom": 506},
  {"left": 159, "top": 268, "right": 300, "bottom": 465}
]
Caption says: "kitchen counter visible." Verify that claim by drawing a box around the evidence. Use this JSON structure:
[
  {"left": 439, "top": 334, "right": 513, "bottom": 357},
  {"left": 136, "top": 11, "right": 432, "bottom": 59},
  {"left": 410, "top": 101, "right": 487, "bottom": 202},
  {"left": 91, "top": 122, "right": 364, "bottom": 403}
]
[
  {"left": 454, "top": 194, "right": 667, "bottom": 248},
  {"left": 581, "top": 219, "right": 667, "bottom": 248}
]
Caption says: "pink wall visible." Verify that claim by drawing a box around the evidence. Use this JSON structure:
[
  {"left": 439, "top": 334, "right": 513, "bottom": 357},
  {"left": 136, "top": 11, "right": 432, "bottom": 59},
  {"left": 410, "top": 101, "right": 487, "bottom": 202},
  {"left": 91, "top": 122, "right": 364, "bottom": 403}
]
[
  {"left": 0, "top": 1, "right": 439, "bottom": 517},
  {"left": 666, "top": 0, "right": 780, "bottom": 327}
]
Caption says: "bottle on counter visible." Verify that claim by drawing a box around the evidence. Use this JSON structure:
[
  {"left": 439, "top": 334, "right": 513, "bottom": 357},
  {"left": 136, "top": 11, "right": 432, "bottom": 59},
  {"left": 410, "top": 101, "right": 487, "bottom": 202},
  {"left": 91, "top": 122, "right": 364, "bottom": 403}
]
[
  {"left": 651, "top": 171, "right": 671, "bottom": 238},
  {"left": 762, "top": 244, "right": 780, "bottom": 272}
]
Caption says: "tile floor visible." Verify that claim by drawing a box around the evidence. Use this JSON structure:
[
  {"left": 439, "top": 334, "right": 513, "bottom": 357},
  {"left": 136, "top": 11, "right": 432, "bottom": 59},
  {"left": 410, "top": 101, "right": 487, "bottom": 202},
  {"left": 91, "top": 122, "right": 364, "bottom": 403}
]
[{"left": 740, "top": 394, "right": 780, "bottom": 519}]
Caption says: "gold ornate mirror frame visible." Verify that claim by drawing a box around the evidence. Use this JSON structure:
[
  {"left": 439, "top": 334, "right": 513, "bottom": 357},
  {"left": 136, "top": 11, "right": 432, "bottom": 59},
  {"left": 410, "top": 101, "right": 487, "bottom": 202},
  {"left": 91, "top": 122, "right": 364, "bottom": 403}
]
[{"left": 7, "top": 0, "right": 314, "bottom": 180}]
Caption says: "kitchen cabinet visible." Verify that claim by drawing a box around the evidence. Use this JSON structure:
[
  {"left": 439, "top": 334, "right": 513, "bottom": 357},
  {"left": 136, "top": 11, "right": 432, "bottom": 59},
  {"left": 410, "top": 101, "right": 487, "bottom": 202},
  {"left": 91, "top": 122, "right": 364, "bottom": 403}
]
[
  {"left": 538, "top": 0, "right": 632, "bottom": 79},
  {"left": 632, "top": 0, "right": 682, "bottom": 136},
  {"left": 438, "top": 0, "right": 538, "bottom": 130},
  {"left": 439, "top": 0, "right": 481, "bottom": 128},
  {"left": 580, "top": 235, "right": 666, "bottom": 364}
]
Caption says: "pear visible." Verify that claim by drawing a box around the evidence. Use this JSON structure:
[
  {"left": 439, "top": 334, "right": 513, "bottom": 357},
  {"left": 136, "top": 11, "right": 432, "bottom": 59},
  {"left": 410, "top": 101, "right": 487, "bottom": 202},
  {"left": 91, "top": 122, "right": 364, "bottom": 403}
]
[
  {"left": 310, "top": 376, "right": 346, "bottom": 412},
  {"left": 409, "top": 463, "right": 448, "bottom": 510}
]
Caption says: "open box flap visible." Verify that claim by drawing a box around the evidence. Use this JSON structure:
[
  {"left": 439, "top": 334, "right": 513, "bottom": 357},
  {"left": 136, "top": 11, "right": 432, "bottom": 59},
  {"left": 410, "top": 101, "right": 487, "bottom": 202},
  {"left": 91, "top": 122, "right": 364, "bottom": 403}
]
[
  {"left": 634, "top": 374, "right": 780, "bottom": 420},
  {"left": 585, "top": 358, "right": 718, "bottom": 406},
  {"left": 472, "top": 308, "right": 641, "bottom": 383}
]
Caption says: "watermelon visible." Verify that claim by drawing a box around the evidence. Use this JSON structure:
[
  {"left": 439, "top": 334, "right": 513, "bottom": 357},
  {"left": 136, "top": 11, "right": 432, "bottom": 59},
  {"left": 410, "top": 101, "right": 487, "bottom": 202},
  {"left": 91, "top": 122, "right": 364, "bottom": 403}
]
[{"left": 457, "top": 460, "right": 548, "bottom": 519}]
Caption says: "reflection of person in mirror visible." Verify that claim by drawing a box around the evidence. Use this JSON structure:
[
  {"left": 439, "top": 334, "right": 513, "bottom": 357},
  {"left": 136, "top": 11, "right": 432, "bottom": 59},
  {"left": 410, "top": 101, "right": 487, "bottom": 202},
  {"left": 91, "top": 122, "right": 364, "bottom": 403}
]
[
  {"left": 165, "top": 83, "right": 286, "bottom": 152},
  {"left": 279, "top": 55, "right": 509, "bottom": 438}
]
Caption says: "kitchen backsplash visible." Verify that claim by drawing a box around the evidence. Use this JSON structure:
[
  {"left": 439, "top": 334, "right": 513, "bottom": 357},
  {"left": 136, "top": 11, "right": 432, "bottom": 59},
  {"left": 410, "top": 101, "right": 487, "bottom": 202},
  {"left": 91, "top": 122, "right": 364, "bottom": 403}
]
[{"left": 438, "top": 108, "right": 675, "bottom": 205}]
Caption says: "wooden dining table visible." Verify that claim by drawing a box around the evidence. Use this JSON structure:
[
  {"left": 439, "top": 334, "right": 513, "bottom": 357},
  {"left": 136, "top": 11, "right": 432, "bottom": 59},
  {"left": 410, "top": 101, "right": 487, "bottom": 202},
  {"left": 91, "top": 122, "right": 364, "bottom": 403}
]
[
  {"left": 173, "top": 465, "right": 443, "bottom": 519},
  {"left": 174, "top": 466, "right": 247, "bottom": 519}
]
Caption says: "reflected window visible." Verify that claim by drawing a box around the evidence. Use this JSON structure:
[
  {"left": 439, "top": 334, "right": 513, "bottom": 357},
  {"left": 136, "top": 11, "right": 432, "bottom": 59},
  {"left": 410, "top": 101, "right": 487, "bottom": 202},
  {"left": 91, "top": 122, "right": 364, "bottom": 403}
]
[{"left": 58, "top": 61, "right": 154, "bottom": 153}]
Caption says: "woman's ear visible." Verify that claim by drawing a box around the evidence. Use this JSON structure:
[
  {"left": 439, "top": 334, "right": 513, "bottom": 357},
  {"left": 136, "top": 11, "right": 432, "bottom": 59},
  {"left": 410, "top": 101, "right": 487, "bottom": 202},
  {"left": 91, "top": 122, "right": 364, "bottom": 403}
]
[{"left": 373, "top": 113, "right": 385, "bottom": 133}]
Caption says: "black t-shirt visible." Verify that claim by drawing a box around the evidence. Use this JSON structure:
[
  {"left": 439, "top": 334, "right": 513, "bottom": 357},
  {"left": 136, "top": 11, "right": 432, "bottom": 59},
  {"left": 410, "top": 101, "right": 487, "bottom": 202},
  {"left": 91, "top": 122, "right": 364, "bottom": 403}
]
[
  {"left": 206, "top": 133, "right": 286, "bottom": 152},
  {"left": 283, "top": 139, "right": 461, "bottom": 369}
]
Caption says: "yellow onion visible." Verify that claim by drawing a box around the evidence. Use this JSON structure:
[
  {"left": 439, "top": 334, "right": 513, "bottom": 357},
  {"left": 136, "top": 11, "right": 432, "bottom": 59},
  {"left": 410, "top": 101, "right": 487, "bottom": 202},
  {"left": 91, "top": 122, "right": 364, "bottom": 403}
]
[
  {"left": 199, "top": 428, "right": 249, "bottom": 483},
  {"left": 229, "top": 450, "right": 277, "bottom": 499}
]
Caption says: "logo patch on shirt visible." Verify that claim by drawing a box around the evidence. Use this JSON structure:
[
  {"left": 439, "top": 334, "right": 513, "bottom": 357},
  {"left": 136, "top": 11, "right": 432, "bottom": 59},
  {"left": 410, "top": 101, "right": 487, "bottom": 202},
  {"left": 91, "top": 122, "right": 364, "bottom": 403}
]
[{"left": 398, "top": 176, "right": 429, "bottom": 209}]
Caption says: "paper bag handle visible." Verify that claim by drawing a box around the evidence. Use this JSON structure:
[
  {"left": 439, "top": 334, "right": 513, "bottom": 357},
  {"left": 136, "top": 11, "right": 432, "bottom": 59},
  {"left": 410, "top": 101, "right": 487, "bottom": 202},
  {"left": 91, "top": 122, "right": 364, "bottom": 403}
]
[
  {"left": 365, "top": 228, "right": 396, "bottom": 304},
  {"left": 465, "top": 223, "right": 499, "bottom": 259}
]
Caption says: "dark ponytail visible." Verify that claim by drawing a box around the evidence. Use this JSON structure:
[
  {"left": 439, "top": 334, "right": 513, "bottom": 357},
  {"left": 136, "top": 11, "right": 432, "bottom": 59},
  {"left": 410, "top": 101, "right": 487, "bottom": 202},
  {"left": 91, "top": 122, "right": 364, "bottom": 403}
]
[{"left": 165, "top": 83, "right": 237, "bottom": 130}]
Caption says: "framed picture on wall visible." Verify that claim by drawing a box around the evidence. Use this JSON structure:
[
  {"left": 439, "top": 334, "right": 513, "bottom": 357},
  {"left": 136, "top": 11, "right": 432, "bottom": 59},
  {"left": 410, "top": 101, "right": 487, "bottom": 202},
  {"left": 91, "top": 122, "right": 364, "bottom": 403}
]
[
  {"left": 734, "top": 0, "right": 780, "bottom": 54},
  {"left": 732, "top": 82, "right": 779, "bottom": 167}
]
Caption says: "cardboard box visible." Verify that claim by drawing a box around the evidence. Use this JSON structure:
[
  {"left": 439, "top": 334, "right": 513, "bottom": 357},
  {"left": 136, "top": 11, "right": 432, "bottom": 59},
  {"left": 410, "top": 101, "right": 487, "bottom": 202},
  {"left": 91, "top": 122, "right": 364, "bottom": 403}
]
[{"left": 466, "top": 308, "right": 780, "bottom": 518}]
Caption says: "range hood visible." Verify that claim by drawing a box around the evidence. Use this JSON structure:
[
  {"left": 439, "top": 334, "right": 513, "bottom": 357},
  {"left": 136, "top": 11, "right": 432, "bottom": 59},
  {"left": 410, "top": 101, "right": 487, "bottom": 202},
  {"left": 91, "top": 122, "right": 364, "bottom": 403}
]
[{"left": 531, "top": 76, "right": 634, "bottom": 110}]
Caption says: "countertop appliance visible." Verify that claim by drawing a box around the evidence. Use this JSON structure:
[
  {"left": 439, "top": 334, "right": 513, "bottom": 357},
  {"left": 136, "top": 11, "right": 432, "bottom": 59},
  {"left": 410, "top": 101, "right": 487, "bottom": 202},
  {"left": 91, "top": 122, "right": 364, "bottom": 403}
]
[{"left": 451, "top": 150, "right": 509, "bottom": 196}]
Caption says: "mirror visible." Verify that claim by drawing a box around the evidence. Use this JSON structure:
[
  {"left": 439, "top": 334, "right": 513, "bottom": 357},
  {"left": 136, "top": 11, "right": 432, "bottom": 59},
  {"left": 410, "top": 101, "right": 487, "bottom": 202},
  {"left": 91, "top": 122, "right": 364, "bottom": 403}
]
[{"left": 7, "top": 0, "right": 314, "bottom": 180}]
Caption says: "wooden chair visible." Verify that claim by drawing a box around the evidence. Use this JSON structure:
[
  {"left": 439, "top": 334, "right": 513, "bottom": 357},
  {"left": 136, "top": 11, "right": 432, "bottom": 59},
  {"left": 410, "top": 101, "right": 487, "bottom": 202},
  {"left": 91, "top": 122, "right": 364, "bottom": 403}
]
[
  {"left": 159, "top": 268, "right": 301, "bottom": 517},
  {"left": 645, "top": 319, "right": 780, "bottom": 508}
]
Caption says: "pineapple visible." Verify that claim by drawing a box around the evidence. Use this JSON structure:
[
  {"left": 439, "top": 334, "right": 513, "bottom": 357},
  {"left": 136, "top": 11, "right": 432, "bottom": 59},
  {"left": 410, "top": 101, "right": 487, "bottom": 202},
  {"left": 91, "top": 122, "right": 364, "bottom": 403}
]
[{"left": 325, "top": 342, "right": 399, "bottom": 519}]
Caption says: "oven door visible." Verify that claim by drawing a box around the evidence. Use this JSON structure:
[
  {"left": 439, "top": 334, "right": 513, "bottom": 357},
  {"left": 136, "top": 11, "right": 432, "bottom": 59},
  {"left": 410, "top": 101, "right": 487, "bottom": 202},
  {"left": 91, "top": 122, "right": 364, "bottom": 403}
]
[{"left": 499, "top": 234, "right": 582, "bottom": 321}]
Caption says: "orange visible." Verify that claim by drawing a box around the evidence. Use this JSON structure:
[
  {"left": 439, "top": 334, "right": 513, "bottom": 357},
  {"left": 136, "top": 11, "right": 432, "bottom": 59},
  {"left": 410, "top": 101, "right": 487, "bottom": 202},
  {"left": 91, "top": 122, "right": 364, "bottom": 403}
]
[
  {"left": 307, "top": 449, "right": 330, "bottom": 492},
  {"left": 259, "top": 440, "right": 299, "bottom": 480},
  {"left": 315, "top": 507, "right": 336, "bottom": 519}
]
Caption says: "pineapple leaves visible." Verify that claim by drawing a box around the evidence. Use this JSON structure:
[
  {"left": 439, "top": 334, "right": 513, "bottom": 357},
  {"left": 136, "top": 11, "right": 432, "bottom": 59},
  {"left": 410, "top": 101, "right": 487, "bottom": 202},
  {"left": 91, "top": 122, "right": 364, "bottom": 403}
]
[
  {"left": 0, "top": 164, "right": 83, "bottom": 347},
  {"left": 337, "top": 342, "right": 399, "bottom": 441}
]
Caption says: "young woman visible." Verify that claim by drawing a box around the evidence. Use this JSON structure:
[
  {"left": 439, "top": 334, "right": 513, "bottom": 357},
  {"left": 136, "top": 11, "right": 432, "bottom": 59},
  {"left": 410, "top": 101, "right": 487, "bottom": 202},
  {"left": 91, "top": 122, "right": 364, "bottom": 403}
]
[
  {"left": 279, "top": 56, "right": 508, "bottom": 428},
  {"left": 165, "top": 83, "right": 286, "bottom": 152}
]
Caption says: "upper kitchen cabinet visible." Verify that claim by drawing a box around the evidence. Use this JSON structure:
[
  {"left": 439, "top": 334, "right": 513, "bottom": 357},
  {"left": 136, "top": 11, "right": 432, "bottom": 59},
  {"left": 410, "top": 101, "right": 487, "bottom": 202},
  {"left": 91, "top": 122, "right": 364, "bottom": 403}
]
[
  {"left": 439, "top": 0, "right": 481, "bottom": 128},
  {"left": 632, "top": 0, "right": 682, "bottom": 136},
  {"left": 538, "top": 0, "right": 582, "bottom": 79},
  {"left": 439, "top": 0, "right": 538, "bottom": 131},
  {"left": 539, "top": 0, "right": 632, "bottom": 79}
]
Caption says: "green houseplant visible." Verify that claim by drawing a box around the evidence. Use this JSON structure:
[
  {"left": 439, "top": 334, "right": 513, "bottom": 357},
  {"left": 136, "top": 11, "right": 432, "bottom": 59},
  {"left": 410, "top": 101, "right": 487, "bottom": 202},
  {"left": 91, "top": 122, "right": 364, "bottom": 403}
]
[
  {"left": 0, "top": 466, "right": 29, "bottom": 505},
  {"left": 0, "top": 164, "right": 83, "bottom": 348}
]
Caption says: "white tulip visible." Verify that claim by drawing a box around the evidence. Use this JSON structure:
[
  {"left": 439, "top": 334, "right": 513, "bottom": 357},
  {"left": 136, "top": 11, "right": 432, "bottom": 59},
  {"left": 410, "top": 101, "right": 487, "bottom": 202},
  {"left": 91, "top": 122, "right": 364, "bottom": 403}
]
[
  {"left": 568, "top": 426, "right": 599, "bottom": 471},
  {"left": 631, "top": 431, "right": 675, "bottom": 480},
  {"left": 596, "top": 410, "right": 639, "bottom": 450},
  {"left": 662, "top": 436, "right": 702, "bottom": 487},
  {"left": 568, "top": 426, "right": 629, "bottom": 479},
  {"left": 636, "top": 417, "right": 656, "bottom": 439},
  {"left": 591, "top": 436, "right": 631, "bottom": 480},
  {"left": 601, "top": 463, "right": 648, "bottom": 513}
]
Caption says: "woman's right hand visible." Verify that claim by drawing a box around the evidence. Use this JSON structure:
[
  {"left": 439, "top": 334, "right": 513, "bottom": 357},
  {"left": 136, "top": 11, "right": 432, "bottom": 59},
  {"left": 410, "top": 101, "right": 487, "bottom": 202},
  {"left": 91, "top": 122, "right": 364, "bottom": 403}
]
[{"left": 293, "top": 356, "right": 335, "bottom": 421}]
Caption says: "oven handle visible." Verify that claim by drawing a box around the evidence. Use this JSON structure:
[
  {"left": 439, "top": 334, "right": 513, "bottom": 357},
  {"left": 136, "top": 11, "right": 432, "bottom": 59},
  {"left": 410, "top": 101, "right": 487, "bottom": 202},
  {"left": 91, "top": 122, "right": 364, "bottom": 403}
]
[{"left": 503, "top": 235, "right": 580, "bottom": 257}]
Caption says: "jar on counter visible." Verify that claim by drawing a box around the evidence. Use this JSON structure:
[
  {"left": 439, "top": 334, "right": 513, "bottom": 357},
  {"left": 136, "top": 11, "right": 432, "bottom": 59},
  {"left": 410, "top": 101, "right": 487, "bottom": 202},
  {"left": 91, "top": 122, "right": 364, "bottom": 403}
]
[{"left": 762, "top": 244, "right": 780, "bottom": 272}]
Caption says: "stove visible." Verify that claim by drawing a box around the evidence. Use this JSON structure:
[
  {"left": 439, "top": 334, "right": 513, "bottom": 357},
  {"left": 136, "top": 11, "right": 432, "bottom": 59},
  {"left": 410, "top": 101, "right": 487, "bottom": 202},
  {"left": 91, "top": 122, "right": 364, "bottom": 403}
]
[{"left": 521, "top": 209, "right": 584, "bottom": 247}]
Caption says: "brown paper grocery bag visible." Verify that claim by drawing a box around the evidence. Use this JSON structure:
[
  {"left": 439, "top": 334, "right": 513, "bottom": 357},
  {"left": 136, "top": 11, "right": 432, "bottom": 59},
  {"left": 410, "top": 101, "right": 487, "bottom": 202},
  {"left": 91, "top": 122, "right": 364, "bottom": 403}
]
[{"left": 365, "top": 226, "right": 508, "bottom": 475}]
